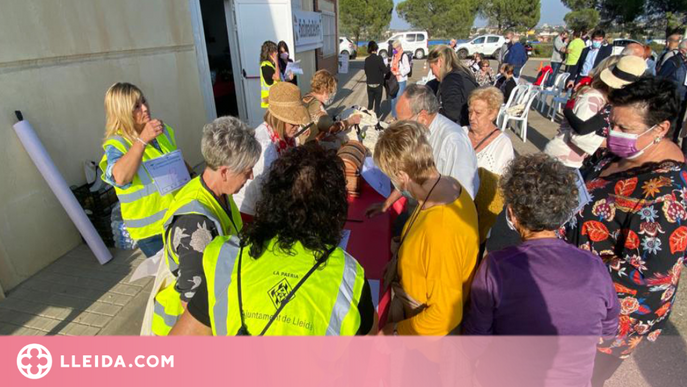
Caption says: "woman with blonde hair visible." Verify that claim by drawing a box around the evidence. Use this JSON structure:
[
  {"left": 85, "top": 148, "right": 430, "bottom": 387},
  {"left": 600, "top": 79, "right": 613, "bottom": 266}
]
[
  {"left": 389, "top": 40, "right": 411, "bottom": 119},
  {"left": 233, "top": 82, "right": 311, "bottom": 216},
  {"left": 427, "top": 45, "right": 479, "bottom": 126},
  {"left": 99, "top": 82, "right": 187, "bottom": 257},
  {"left": 301, "top": 69, "right": 361, "bottom": 146},
  {"left": 375, "top": 120, "right": 479, "bottom": 335}
]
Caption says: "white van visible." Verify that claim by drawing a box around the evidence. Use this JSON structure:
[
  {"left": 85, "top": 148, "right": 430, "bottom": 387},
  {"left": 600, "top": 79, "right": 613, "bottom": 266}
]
[{"left": 378, "top": 31, "right": 429, "bottom": 59}]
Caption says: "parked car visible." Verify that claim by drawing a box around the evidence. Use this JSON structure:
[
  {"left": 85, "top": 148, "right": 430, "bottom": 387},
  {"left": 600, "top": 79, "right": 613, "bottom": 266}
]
[
  {"left": 378, "top": 31, "right": 429, "bottom": 59},
  {"left": 455, "top": 35, "right": 505, "bottom": 59},
  {"left": 339, "top": 37, "right": 357, "bottom": 59}
]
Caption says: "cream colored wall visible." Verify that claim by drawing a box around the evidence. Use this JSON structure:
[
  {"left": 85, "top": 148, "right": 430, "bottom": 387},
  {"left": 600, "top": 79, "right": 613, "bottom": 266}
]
[
  {"left": 0, "top": 0, "right": 209, "bottom": 294},
  {"left": 292, "top": 0, "right": 317, "bottom": 96}
]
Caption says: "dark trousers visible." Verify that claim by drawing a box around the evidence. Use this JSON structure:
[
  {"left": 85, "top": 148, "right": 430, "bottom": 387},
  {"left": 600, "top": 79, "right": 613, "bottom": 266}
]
[
  {"left": 590, "top": 351, "right": 624, "bottom": 387},
  {"left": 546, "top": 61, "right": 563, "bottom": 87},
  {"left": 367, "top": 84, "right": 383, "bottom": 116}
]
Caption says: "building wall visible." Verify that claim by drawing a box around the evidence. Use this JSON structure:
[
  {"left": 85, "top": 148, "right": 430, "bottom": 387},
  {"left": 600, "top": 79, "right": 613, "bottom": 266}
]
[
  {"left": 292, "top": 0, "right": 317, "bottom": 96},
  {"left": 316, "top": 0, "right": 338, "bottom": 75},
  {"left": 0, "top": 0, "right": 208, "bottom": 295}
]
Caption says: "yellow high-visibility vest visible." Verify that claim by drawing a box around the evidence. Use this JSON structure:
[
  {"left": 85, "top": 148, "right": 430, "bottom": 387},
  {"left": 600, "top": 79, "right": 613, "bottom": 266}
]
[
  {"left": 98, "top": 125, "right": 178, "bottom": 241},
  {"left": 260, "top": 60, "right": 278, "bottom": 108},
  {"left": 203, "top": 235, "right": 366, "bottom": 336},
  {"left": 151, "top": 176, "right": 242, "bottom": 336}
]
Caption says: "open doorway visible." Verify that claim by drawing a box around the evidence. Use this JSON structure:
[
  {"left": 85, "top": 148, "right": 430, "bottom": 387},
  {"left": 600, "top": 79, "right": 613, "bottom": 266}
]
[{"left": 199, "top": 0, "right": 239, "bottom": 118}]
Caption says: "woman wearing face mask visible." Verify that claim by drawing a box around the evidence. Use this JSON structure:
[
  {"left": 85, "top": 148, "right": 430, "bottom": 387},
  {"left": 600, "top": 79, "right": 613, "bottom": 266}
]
[
  {"left": 375, "top": 120, "right": 479, "bottom": 335},
  {"left": 277, "top": 41, "right": 297, "bottom": 85},
  {"left": 389, "top": 40, "right": 411, "bottom": 119},
  {"left": 563, "top": 77, "right": 686, "bottom": 386},
  {"left": 233, "top": 82, "right": 311, "bottom": 216},
  {"left": 301, "top": 69, "right": 361, "bottom": 147}
]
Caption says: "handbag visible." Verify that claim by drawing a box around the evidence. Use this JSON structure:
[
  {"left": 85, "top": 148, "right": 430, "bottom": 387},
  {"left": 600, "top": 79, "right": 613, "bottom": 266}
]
[{"left": 385, "top": 71, "right": 399, "bottom": 98}]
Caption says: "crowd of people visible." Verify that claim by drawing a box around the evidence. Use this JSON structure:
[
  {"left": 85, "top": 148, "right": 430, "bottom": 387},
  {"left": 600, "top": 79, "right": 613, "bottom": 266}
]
[{"left": 97, "top": 31, "right": 687, "bottom": 386}]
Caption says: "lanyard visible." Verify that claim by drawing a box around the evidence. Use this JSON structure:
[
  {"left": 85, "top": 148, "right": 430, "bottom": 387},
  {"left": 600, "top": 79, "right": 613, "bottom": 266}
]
[{"left": 472, "top": 128, "right": 500, "bottom": 151}]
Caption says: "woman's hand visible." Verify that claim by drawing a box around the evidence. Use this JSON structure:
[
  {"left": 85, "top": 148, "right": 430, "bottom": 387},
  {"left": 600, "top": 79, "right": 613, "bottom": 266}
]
[
  {"left": 348, "top": 115, "right": 362, "bottom": 125},
  {"left": 287, "top": 71, "right": 294, "bottom": 81},
  {"left": 139, "top": 119, "right": 164, "bottom": 143},
  {"left": 365, "top": 202, "right": 388, "bottom": 218}
]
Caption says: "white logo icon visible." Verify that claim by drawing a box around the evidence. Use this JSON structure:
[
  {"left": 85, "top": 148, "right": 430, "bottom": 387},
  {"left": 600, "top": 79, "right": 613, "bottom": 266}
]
[{"left": 17, "top": 343, "right": 52, "bottom": 379}]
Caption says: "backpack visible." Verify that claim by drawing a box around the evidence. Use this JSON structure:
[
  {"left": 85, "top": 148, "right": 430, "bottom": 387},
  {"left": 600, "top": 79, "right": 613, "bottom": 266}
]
[{"left": 404, "top": 52, "right": 414, "bottom": 77}]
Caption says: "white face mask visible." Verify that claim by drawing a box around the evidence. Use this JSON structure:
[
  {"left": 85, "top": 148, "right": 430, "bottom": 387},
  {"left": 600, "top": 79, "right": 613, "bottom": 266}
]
[{"left": 324, "top": 94, "right": 335, "bottom": 106}]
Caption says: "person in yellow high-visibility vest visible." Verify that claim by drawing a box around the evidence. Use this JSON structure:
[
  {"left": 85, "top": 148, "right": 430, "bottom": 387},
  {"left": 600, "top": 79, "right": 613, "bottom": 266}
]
[
  {"left": 260, "top": 40, "right": 282, "bottom": 108},
  {"left": 170, "top": 143, "right": 377, "bottom": 336},
  {"left": 99, "top": 82, "right": 193, "bottom": 257},
  {"left": 151, "top": 116, "right": 262, "bottom": 336}
]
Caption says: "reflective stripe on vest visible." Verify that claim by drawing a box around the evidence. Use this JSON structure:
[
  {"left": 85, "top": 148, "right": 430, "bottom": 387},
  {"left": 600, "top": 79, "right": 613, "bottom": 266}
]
[
  {"left": 260, "top": 60, "right": 277, "bottom": 108},
  {"left": 203, "top": 236, "right": 365, "bottom": 336},
  {"left": 98, "top": 125, "right": 178, "bottom": 240},
  {"left": 153, "top": 299, "right": 179, "bottom": 327}
]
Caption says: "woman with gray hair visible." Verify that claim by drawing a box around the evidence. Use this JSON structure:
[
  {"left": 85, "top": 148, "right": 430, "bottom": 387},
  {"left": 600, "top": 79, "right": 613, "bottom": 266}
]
[
  {"left": 464, "top": 153, "right": 619, "bottom": 335},
  {"left": 150, "top": 116, "right": 261, "bottom": 336}
]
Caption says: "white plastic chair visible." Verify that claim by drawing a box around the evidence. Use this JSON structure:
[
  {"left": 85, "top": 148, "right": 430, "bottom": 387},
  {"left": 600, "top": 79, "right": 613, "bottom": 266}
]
[
  {"left": 547, "top": 88, "right": 573, "bottom": 122},
  {"left": 537, "top": 73, "right": 570, "bottom": 112},
  {"left": 501, "top": 89, "right": 540, "bottom": 143},
  {"left": 496, "top": 84, "right": 529, "bottom": 128}
]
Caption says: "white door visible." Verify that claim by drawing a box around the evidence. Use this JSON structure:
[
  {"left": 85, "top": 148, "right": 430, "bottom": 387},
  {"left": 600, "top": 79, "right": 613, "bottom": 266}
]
[{"left": 229, "top": 0, "right": 294, "bottom": 127}]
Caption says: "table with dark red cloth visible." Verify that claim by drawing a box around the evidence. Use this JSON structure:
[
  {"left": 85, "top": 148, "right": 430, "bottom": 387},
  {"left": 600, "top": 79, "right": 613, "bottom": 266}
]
[{"left": 345, "top": 180, "right": 405, "bottom": 327}]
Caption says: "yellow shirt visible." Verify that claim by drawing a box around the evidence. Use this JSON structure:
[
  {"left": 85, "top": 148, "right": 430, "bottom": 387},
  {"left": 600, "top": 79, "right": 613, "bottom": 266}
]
[{"left": 397, "top": 187, "right": 479, "bottom": 335}]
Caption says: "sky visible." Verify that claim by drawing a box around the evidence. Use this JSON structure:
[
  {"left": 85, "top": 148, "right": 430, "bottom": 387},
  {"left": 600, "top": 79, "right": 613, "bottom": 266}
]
[{"left": 390, "top": 0, "right": 570, "bottom": 30}]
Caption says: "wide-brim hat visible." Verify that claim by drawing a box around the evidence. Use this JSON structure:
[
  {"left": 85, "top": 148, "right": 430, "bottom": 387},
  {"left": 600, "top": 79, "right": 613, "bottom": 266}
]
[
  {"left": 268, "top": 82, "right": 310, "bottom": 126},
  {"left": 600, "top": 55, "right": 646, "bottom": 89}
]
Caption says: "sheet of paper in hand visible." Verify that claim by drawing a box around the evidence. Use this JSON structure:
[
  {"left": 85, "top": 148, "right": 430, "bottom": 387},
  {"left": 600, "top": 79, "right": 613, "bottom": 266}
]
[
  {"left": 574, "top": 169, "right": 591, "bottom": 214},
  {"left": 285, "top": 60, "right": 304, "bottom": 75},
  {"left": 362, "top": 157, "right": 391, "bottom": 198},
  {"left": 143, "top": 150, "right": 191, "bottom": 196}
]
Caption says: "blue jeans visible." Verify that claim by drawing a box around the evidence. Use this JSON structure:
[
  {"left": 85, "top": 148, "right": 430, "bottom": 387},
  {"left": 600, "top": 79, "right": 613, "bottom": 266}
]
[
  {"left": 391, "top": 80, "right": 407, "bottom": 118},
  {"left": 546, "top": 62, "right": 563, "bottom": 87},
  {"left": 137, "top": 234, "right": 163, "bottom": 258}
]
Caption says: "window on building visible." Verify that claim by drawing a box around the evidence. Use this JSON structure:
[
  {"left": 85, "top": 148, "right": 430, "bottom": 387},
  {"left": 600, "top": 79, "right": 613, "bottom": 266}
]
[{"left": 322, "top": 11, "right": 336, "bottom": 57}]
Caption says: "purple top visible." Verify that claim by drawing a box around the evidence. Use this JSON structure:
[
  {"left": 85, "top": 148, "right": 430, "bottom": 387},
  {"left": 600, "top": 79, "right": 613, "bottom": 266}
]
[{"left": 464, "top": 238, "right": 620, "bottom": 336}]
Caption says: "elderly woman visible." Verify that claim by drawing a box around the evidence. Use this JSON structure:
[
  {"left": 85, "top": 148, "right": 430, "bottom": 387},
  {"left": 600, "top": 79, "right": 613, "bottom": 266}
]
[
  {"left": 464, "top": 154, "right": 620, "bottom": 385},
  {"left": 233, "top": 82, "right": 310, "bottom": 216},
  {"left": 475, "top": 60, "right": 496, "bottom": 87},
  {"left": 170, "top": 143, "right": 376, "bottom": 336},
  {"left": 301, "top": 69, "right": 361, "bottom": 146},
  {"left": 464, "top": 87, "right": 514, "bottom": 242},
  {"left": 375, "top": 120, "right": 479, "bottom": 335},
  {"left": 151, "top": 117, "right": 261, "bottom": 336},
  {"left": 389, "top": 40, "right": 411, "bottom": 119},
  {"left": 545, "top": 55, "right": 645, "bottom": 169},
  {"left": 259, "top": 40, "right": 282, "bottom": 108},
  {"left": 499, "top": 64, "right": 517, "bottom": 102},
  {"left": 563, "top": 77, "right": 686, "bottom": 386},
  {"left": 99, "top": 82, "right": 188, "bottom": 257},
  {"left": 427, "top": 45, "right": 479, "bottom": 126}
]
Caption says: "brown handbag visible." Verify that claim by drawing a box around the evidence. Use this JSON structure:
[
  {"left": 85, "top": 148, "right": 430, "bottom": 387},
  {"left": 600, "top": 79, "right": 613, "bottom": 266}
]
[{"left": 336, "top": 140, "right": 367, "bottom": 197}]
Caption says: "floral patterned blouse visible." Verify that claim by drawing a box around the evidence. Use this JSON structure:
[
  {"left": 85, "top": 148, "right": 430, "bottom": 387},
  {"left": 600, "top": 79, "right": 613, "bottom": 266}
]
[{"left": 564, "top": 155, "right": 686, "bottom": 358}]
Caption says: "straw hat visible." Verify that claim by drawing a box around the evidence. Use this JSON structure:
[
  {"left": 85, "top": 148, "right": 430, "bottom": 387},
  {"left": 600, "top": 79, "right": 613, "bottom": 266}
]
[
  {"left": 600, "top": 55, "right": 646, "bottom": 89},
  {"left": 268, "top": 82, "right": 310, "bottom": 126}
]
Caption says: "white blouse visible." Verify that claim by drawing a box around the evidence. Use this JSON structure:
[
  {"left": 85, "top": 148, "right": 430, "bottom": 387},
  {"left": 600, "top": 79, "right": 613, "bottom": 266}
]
[{"left": 462, "top": 127, "right": 515, "bottom": 176}]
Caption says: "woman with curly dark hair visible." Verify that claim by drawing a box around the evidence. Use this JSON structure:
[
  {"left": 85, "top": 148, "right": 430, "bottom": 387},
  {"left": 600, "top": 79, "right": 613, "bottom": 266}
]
[
  {"left": 170, "top": 143, "right": 376, "bottom": 336},
  {"left": 463, "top": 153, "right": 620, "bottom": 385},
  {"left": 259, "top": 40, "right": 281, "bottom": 108},
  {"left": 564, "top": 77, "right": 686, "bottom": 386}
]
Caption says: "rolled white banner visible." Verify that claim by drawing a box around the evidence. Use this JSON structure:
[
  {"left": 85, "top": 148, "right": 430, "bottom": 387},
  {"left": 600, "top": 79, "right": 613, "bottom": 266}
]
[{"left": 13, "top": 115, "right": 113, "bottom": 265}]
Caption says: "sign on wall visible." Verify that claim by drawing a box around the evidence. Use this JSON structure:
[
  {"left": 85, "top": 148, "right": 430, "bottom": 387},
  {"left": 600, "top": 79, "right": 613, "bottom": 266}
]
[{"left": 293, "top": 10, "right": 323, "bottom": 53}]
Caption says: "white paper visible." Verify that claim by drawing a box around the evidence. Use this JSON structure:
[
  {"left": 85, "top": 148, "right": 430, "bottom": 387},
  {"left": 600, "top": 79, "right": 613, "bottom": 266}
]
[
  {"left": 362, "top": 157, "right": 392, "bottom": 198},
  {"left": 338, "top": 54, "right": 349, "bottom": 74},
  {"left": 574, "top": 169, "right": 591, "bottom": 214},
  {"left": 285, "top": 60, "right": 304, "bottom": 75},
  {"left": 13, "top": 119, "right": 112, "bottom": 265},
  {"left": 338, "top": 229, "right": 351, "bottom": 250},
  {"left": 129, "top": 250, "right": 163, "bottom": 283},
  {"left": 143, "top": 150, "right": 191, "bottom": 196},
  {"left": 368, "top": 279, "right": 381, "bottom": 311}
]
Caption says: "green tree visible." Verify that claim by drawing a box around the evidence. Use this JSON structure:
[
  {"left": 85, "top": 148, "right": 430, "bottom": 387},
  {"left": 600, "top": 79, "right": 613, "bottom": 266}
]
[
  {"left": 560, "top": 0, "right": 598, "bottom": 10},
  {"left": 479, "top": 0, "right": 541, "bottom": 32},
  {"left": 340, "top": 0, "right": 394, "bottom": 44},
  {"left": 396, "top": 0, "right": 479, "bottom": 38},
  {"left": 563, "top": 8, "right": 600, "bottom": 34}
]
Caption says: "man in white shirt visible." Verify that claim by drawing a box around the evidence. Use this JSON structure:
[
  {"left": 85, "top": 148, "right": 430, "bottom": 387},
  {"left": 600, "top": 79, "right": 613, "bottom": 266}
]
[{"left": 367, "top": 84, "right": 479, "bottom": 217}]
